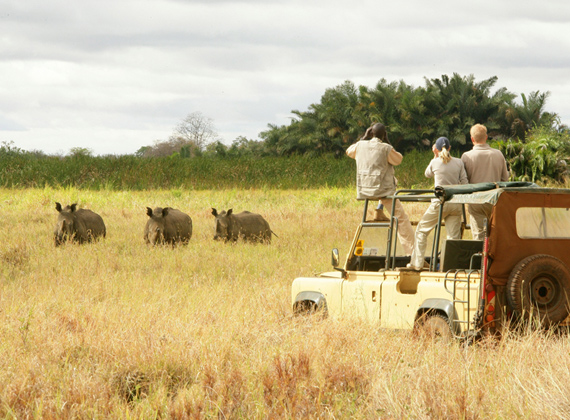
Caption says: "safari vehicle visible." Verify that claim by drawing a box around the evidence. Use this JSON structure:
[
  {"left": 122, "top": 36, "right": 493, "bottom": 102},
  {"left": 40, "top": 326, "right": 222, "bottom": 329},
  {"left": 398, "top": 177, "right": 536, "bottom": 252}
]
[{"left": 292, "top": 182, "right": 570, "bottom": 339}]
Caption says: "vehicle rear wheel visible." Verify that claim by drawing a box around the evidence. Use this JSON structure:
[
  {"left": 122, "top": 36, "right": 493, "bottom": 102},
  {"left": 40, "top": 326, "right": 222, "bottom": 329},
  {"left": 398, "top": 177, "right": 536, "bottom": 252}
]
[
  {"left": 506, "top": 254, "right": 570, "bottom": 327},
  {"left": 414, "top": 313, "right": 453, "bottom": 341}
]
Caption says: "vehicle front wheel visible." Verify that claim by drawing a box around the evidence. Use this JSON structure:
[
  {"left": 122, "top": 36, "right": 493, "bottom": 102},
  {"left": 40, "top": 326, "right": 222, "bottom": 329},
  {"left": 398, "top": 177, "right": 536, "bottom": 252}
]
[
  {"left": 293, "top": 300, "right": 327, "bottom": 317},
  {"left": 414, "top": 313, "right": 454, "bottom": 342}
]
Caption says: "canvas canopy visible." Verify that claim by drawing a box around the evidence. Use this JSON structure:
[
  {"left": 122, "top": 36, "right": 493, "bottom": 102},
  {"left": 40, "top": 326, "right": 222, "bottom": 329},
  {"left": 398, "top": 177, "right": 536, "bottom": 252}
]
[
  {"left": 434, "top": 182, "right": 537, "bottom": 203},
  {"left": 390, "top": 183, "right": 570, "bottom": 286},
  {"left": 483, "top": 188, "right": 570, "bottom": 286}
]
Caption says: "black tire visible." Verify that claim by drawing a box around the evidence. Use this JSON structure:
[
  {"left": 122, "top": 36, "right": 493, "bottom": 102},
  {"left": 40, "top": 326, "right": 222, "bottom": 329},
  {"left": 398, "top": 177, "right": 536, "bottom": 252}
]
[
  {"left": 293, "top": 300, "right": 327, "bottom": 318},
  {"left": 506, "top": 254, "right": 570, "bottom": 327},
  {"left": 414, "top": 313, "right": 453, "bottom": 342}
]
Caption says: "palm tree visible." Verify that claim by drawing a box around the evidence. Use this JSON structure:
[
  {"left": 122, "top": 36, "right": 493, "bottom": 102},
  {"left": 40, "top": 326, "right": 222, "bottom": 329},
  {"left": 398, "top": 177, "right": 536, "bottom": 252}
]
[
  {"left": 423, "top": 73, "right": 512, "bottom": 149},
  {"left": 313, "top": 81, "right": 361, "bottom": 154},
  {"left": 496, "top": 91, "right": 557, "bottom": 141}
]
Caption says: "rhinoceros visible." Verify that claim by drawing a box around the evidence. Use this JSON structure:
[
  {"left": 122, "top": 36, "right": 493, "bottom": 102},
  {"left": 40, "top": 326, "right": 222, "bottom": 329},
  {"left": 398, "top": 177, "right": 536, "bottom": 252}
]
[
  {"left": 211, "top": 208, "right": 273, "bottom": 243},
  {"left": 144, "top": 207, "right": 193, "bottom": 245},
  {"left": 54, "top": 202, "right": 106, "bottom": 246}
]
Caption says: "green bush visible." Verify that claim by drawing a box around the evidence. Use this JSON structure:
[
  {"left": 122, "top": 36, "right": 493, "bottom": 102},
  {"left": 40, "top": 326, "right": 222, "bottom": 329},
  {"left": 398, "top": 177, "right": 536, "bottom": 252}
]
[{"left": 494, "top": 125, "right": 570, "bottom": 183}]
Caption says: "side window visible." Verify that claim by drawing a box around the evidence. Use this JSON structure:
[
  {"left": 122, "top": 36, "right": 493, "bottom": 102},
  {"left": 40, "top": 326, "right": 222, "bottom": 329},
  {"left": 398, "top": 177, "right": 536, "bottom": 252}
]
[{"left": 516, "top": 207, "right": 570, "bottom": 239}]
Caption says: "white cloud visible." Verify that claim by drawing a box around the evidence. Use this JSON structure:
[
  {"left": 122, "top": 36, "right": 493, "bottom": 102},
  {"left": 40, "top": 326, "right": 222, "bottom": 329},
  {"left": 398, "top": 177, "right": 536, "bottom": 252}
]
[{"left": 1, "top": 0, "right": 570, "bottom": 155}]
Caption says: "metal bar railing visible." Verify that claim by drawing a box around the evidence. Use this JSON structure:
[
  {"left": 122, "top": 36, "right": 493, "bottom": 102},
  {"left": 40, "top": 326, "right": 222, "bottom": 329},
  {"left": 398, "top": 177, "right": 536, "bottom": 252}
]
[{"left": 444, "top": 269, "right": 481, "bottom": 334}]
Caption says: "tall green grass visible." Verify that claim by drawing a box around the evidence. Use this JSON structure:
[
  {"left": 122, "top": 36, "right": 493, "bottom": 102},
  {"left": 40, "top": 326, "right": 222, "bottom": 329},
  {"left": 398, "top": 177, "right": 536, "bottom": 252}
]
[{"left": 0, "top": 152, "right": 434, "bottom": 190}]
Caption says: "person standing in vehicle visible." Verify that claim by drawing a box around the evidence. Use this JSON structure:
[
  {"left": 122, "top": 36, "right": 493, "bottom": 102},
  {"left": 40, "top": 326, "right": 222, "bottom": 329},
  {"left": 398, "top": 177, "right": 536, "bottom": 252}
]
[
  {"left": 461, "top": 124, "right": 509, "bottom": 240},
  {"left": 406, "top": 137, "right": 468, "bottom": 270},
  {"left": 346, "top": 123, "right": 414, "bottom": 255}
]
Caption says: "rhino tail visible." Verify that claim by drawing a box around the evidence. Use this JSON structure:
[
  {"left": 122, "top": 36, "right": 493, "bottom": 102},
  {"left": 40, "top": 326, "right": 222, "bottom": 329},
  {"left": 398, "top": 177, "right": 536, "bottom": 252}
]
[{"left": 270, "top": 230, "right": 278, "bottom": 238}]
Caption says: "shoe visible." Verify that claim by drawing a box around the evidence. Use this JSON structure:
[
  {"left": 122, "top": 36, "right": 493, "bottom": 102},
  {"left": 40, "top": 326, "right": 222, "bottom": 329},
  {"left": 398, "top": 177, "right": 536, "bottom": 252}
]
[
  {"left": 373, "top": 209, "right": 390, "bottom": 222},
  {"left": 400, "top": 263, "right": 422, "bottom": 272}
]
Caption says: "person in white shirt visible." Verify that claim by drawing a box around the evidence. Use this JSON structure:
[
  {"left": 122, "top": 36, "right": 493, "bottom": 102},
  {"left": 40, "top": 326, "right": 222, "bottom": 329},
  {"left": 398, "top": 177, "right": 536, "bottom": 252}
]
[
  {"left": 461, "top": 124, "right": 509, "bottom": 240},
  {"left": 346, "top": 123, "right": 414, "bottom": 255},
  {"left": 406, "top": 137, "right": 468, "bottom": 270}
]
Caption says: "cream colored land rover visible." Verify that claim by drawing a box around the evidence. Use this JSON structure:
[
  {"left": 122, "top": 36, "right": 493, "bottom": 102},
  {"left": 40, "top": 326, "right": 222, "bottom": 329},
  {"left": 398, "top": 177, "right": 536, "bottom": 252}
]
[{"left": 292, "top": 183, "right": 570, "bottom": 339}]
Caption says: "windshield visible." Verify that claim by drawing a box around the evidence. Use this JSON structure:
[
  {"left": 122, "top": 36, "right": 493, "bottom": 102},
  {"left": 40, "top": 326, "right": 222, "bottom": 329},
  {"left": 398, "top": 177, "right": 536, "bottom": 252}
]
[
  {"left": 355, "top": 226, "right": 386, "bottom": 256},
  {"left": 353, "top": 225, "right": 411, "bottom": 257}
]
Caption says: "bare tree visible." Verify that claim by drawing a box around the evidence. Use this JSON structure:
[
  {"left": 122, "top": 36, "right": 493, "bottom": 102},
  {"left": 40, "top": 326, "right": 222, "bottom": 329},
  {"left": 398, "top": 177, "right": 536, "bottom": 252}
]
[
  {"left": 173, "top": 111, "right": 220, "bottom": 151},
  {"left": 134, "top": 112, "right": 220, "bottom": 157}
]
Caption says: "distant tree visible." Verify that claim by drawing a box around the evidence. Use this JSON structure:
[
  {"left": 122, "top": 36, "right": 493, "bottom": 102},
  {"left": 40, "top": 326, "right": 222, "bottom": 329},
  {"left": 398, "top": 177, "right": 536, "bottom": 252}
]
[
  {"left": 357, "top": 79, "right": 402, "bottom": 129},
  {"left": 68, "top": 147, "right": 93, "bottom": 157},
  {"left": 135, "top": 146, "right": 152, "bottom": 157},
  {"left": 259, "top": 123, "right": 290, "bottom": 156},
  {"left": 227, "top": 136, "right": 267, "bottom": 157},
  {"left": 313, "top": 81, "right": 361, "bottom": 154},
  {"left": 496, "top": 91, "right": 558, "bottom": 141},
  {"left": 204, "top": 140, "right": 228, "bottom": 157},
  {"left": 423, "top": 73, "right": 514, "bottom": 148},
  {"left": 390, "top": 82, "right": 431, "bottom": 149},
  {"left": 173, "top": 111, "right": 220, "bottom": 151},
  {"left": 0, "top": 141, "right": 22, "bottom": 155},
  {"left": 260, "top": 81, "right": 363, "bottom": 156},
  {"left": 257, "top": 73, "right": 560, "bottom": 156},
  {"left": 136, "top": 112, "right": 220, "bottom": 157},
  {"left": 139, "top": 137, "right": 184, "bottom": 157},
  {"left": 180, "top": 143, "right": 202, "bottom": 158}
]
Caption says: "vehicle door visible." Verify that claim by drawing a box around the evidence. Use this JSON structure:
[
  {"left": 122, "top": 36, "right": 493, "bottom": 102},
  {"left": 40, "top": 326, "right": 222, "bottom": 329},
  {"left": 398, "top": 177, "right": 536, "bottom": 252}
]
[{"left": 341, "top": 225, "right": 387, "bottom": 322}]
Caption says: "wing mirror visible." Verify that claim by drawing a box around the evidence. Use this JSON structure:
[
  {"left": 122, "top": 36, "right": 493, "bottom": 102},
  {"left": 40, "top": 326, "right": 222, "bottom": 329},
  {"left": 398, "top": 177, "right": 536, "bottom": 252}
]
[
  {"left": 332, "top": 248, "right": 340, "bottom": 267},
  {"left": 332, "top": 248, "right": 347, "bottom": 278}
]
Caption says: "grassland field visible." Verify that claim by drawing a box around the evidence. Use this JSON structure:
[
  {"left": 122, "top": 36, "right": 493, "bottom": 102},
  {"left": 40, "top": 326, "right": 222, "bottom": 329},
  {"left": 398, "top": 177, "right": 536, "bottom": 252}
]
[{"left": 2, "top": 186, "right": 570, "bottom": 419}]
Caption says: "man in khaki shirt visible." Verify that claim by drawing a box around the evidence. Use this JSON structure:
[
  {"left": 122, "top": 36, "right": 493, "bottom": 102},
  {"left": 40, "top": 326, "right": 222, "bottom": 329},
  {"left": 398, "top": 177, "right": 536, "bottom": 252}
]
[
  {"left": 461, "top": 124, "right": 509, "bottom": 240},
  {"left": 346, "top": 123, "right": 414, "bottom": 255}
]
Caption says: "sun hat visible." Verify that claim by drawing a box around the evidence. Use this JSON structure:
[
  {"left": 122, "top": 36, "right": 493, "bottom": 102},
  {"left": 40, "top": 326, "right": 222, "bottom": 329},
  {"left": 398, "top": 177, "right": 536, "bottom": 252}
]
[{"left": 435, "top": 137, "right": 450, "bottom": 151}]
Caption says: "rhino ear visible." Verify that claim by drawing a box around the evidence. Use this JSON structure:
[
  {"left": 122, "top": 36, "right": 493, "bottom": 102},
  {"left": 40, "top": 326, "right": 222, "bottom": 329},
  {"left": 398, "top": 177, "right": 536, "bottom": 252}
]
[
  {"left": 211, "top": 208, "right": 218, "bottom": 217},
  {"left": 70, "top": 203, "right": 77, "bottom": 212},
  {"left": 146, "top": 207, "right": 153, "bottom": 217},
  {"left": 55, "top": 202, "right": 62, "bottom": 212},
  {"left": 162, "top": 208, "right": 169, "bottom": 217},
  {"left": 227, "top": 209, "right": 233, "bottom": 216}
]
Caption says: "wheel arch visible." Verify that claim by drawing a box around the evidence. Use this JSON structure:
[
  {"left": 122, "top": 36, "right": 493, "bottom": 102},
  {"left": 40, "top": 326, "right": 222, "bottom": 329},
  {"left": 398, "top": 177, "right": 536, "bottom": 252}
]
[
  {"left": 293, "top": 291, "right": 328, "bottom": 315},
  {"left": 415, "top": 298, "right": 460, "bottom": 335}
]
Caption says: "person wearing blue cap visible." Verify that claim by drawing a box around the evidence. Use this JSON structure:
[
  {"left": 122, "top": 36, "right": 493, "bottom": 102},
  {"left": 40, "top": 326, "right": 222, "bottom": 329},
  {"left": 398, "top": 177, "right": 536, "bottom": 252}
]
[{"left": 405, "top": 136, "right": 468, "bottom": 271}]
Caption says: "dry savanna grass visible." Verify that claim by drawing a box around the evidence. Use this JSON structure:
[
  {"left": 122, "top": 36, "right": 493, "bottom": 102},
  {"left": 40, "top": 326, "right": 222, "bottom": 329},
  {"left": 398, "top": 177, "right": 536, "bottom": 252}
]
[{"left": 1, "top": 187, "right": 570, "bottom": 419}]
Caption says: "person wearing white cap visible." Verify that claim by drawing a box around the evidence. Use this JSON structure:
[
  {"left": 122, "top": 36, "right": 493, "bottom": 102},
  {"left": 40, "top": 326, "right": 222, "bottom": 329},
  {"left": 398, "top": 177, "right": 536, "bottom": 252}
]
[{"left": 405, "top": 136, "right": 468, "bottom": 271}]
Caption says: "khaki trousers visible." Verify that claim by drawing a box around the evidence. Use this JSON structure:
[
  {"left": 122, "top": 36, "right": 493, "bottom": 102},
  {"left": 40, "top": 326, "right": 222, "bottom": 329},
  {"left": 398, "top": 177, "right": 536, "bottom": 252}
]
[
  {"left": 468, "top": 203, "right": 492, "bottom": 240},
  {"left": 409, "top": 202, "right": 462, "bottom": 269},
  {"left": 380, "top": 198, "right": 414, "bottom": 255}
]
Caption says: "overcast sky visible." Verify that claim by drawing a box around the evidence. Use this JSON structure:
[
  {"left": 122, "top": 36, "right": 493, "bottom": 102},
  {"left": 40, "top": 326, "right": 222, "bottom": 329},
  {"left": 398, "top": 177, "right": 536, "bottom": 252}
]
[{"left": 2, "top": 0, "right": 570, "bottom": 155}]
